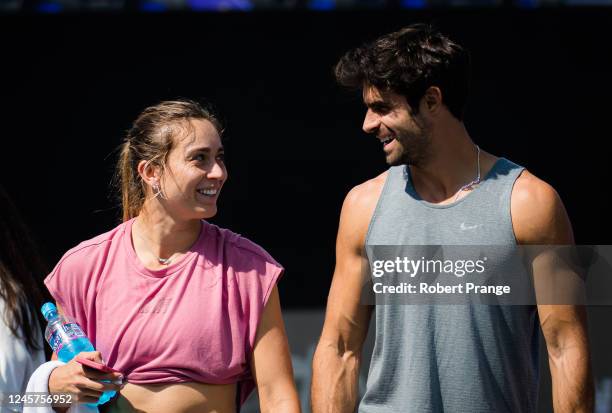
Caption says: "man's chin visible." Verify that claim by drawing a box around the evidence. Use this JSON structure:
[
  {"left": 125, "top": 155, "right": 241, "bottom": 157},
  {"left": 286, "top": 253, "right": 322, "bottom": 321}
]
[{"left": 385, "top": 153, "right": 407, "bottom": 167}]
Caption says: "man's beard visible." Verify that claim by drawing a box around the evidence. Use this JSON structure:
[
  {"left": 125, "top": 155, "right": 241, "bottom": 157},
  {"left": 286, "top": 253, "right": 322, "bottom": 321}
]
[{"left": 386, "top": 129, "right": 431, "bottom": 167}]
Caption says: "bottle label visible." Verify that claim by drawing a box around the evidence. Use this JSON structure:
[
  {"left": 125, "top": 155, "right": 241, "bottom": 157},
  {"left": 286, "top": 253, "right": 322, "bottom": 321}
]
[
  {"left": 62, "top": 322, "right": 86, "bottom": 339},
  {"left": 48, "top": 323, "right": 87, "bottom": 353},
  {"left": 49, "top": 330, "right": 64, "bottom": 353}
]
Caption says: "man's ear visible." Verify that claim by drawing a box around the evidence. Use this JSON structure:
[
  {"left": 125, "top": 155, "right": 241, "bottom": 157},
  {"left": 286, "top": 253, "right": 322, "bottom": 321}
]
[{"left": 421, "top": 86, "right": 443, "bottom": 114}]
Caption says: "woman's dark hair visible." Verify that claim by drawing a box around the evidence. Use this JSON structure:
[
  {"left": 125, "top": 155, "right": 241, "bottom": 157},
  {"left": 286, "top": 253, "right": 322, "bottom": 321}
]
[
  {"left": 335, "top": 23, "right": 471, "bottom": 120},
  {"left": 0, "top": 185, "right": 49, "bottom": 351},
  {"left": 115, "top": 99, "right": 224, "bottom": 222}
]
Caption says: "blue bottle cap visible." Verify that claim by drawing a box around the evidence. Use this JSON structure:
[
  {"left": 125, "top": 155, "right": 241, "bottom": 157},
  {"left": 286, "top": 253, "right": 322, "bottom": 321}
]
[{"left": 41, "top": 302, "right": 58, "bottom": 320}]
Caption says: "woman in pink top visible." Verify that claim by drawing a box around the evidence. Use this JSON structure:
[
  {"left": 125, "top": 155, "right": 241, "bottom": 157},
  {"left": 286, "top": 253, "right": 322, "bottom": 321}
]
[{"left": 44, "top": 100, "right": 301, "bottom": 413}]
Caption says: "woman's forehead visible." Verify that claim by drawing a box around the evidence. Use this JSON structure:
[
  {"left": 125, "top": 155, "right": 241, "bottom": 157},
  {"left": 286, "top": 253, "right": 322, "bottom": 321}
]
[{"left": 176, "top": 118, "right": 222, "bottom": 150}]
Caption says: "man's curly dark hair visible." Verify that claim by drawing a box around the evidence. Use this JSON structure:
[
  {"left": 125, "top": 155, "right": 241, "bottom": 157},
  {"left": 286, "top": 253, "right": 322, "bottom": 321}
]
[{"left": 335, "top": 23, "right": 471, "bottom": 121}]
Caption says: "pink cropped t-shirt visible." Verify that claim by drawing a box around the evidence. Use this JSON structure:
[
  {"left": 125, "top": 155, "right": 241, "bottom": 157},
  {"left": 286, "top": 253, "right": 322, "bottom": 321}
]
[{"left": 44, "top": 218, "right": 283, "bottom": 405}]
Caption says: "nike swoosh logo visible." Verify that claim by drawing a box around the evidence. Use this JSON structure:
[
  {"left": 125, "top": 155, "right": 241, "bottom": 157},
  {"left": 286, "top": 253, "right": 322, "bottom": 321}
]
[{"left": 460, "top": 223, "right": 480, "bottom": 230}]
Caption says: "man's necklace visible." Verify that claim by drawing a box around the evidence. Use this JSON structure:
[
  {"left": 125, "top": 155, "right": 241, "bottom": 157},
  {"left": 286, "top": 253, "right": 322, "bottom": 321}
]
[{"left": 453, "top": 145, "right": 481, "bottom": 203}]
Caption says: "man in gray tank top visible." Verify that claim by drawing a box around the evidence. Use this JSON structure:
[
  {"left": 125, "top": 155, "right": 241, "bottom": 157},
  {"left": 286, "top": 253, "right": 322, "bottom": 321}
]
[{"left": 311, "top": 24, "right": 593, "bottom": 413}]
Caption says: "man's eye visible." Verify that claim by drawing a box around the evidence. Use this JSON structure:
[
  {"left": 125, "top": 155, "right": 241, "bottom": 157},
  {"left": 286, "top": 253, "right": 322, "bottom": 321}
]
[
  {"left": 374, "top": 106, "right": 390, "bottom": 114},
  {"left": 193, "top": 154, "right": 206, "bottom": 162},
  {"left": 217, "top": 154, "right": 225, "bottom": 162}
]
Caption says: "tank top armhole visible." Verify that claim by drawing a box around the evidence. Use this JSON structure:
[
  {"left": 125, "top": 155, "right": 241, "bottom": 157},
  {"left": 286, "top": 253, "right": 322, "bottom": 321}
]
[
  {"left": 364, "top": 168, "right": 394, "bottom": 247},
  {"left": 507, "top": 165, "right": 527, "bottom": 245}
]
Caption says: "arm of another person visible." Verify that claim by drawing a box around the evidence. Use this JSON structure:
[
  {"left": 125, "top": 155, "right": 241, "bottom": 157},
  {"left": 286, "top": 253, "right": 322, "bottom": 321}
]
[
  {"left": 311, "top": 176, "right": 384, "bottom": 413},
  {"left": 250, "top": 285, "right": 301, "bottom": 413},
  {"left": 0, "top": 300, "right": 38, "bottom": 401},
  {"left": 512, "top": 171, "right": 594, "bottom": 413},
  {"left": 48, "top": 302, "right": 123, "bottom": 412}
]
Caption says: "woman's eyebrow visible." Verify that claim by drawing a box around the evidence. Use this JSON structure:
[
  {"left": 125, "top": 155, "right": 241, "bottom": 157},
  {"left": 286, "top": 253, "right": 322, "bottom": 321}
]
[{"left": 186, "top": 146, "right": 224, "bottom": 155}]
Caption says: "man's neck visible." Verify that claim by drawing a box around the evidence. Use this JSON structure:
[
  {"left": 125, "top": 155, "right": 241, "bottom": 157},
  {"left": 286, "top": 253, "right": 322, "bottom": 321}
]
[{"left": 408, "top": 123, "right": 493, "bottom": 204}]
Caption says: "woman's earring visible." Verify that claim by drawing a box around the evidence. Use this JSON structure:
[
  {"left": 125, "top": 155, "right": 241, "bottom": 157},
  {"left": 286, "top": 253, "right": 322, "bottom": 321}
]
[{"left": 153, "top": 182, "right": 165, "bottom": 199}]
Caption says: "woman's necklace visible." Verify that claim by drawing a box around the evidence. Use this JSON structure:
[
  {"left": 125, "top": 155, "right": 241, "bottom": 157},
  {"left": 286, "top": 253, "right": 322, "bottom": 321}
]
[
  {"left": 133, "top": 221, "right": 181, "bottom": 266},
  {"left": 156, "top": 255, "right": 175, "bottom": 265},
  {"left": 453, "top": 145, "right": 481, "bottom": 203},
  {"left": 143, "top": 239, "right": 179, "bottom": 266}
]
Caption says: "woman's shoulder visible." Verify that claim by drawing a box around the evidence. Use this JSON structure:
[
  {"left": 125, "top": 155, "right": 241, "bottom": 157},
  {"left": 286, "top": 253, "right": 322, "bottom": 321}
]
[
  {"left": 201, "top": 222, "right": 283, "bottom": 310},
  {"left": 202, "top": 221, "right": 282, "bottom": 269},
  {"left": 47, "top": 221, "right": 129, "bottom": 279},
  {"left": 44, "top": 221, "right": 130, "bottom": 312}
]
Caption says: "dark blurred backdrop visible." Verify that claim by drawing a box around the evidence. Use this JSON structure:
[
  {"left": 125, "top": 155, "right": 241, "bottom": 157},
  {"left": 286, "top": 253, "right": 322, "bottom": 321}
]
[
  {"left": 2, "top": 9, "right": 611, "bottom": 304},
  {"left": 2, "top": 10, "right": 612, "bottom": 411}
]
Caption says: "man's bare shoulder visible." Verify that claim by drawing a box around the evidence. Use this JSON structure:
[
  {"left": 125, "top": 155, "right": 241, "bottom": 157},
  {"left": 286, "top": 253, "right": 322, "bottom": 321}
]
[
  {"left": 511, "top": 170, "right": 573, "bottom": 244},
  {"left": 343, "top": 171, "right": 388, "bottom": 213},
  {"left": 338, "top": 171, "right": 388, "bottom": 248}
]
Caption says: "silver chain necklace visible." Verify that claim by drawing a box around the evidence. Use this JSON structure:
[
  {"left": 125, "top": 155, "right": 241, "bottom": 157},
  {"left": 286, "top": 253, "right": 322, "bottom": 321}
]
[
  {"left": 453, "top": 145, "right": 481, "bottom": 203},
  {"left": 133, "top": 221, "right": 180, "bottom": 266},
  {"left": 156, "top": 255, "right": 175, "bottom": 265},
  {"left": 146, "top": 243, "right": 179, "bottom": 266}
]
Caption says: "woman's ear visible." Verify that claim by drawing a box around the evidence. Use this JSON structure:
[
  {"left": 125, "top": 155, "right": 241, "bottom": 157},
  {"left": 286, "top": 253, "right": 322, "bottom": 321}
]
[{"left": 137, "top": 160, "right": 161, "bottom": 189}]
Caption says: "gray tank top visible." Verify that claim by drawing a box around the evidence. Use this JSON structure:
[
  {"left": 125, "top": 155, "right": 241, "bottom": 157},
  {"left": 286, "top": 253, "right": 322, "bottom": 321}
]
[{"left": 360, "top": 158, "right": 539, "bottom": 413}]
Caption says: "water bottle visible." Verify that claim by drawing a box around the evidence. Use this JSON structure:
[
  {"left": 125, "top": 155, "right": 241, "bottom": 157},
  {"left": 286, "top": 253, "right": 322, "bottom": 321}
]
[{"left": 41, "top": 302, "right": 116, "bottom": 406}]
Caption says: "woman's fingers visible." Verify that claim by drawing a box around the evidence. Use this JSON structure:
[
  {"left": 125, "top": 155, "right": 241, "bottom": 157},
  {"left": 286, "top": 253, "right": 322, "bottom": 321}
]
[
  {"left": 75, "top": 351, "right": 105, "bottom": 364},
  {"left": 74, "top": 351, "right": 124, "bottom": 384},
  {"left": 95, "top": 379, "right": 124, "bottom": 393},
  {"left": 81, "top": 364, "right": 124, "bottom": 383},
  {"left": 49, "top": 358, "right": 123, "bottom": 404},
  {"left": 78, "top": 375, "right": 123, "bottom": 394},
  {"left": 77, "top": 376, "right": 106, "bottom": 392},
  {"left": 72, "top": 380, "right": 103, "bottom": 403}
]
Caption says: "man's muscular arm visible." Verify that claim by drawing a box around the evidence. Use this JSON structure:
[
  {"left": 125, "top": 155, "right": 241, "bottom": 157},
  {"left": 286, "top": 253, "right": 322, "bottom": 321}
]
[
  {"left": 311, "top": 175, "right": 385, "bottom": 413},
  {"left": 512, "top": 171, "right": 594, "bottom": 413}
]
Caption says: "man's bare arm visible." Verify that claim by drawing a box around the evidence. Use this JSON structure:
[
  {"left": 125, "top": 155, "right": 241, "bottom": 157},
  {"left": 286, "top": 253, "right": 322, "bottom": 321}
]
[
  {"left": 311, "top": 175, "right": 384, "bottom": 413},
  {"left": 512, "top": 171, "right": 594, "bottom": 412}
]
